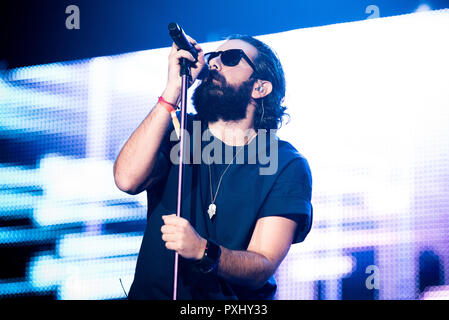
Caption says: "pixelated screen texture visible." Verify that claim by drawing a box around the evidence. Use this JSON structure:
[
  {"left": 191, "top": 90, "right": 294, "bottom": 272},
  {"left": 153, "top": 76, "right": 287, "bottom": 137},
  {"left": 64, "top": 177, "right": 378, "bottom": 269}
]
[{"left": 1, "top": 9, "right": 448, "bottom": 300}]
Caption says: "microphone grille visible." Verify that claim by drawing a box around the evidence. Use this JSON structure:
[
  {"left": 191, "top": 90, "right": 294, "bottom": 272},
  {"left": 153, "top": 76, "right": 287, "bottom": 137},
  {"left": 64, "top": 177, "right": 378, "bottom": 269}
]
[{"left": 168, "top": 22, "right": 179, "bottom": 32}]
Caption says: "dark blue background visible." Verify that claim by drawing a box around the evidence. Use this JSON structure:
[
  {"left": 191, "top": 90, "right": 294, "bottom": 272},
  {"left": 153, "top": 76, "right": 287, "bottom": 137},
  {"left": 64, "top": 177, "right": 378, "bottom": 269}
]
[{"left": 1, "top": 0, "right": 449, "bottom": 68}]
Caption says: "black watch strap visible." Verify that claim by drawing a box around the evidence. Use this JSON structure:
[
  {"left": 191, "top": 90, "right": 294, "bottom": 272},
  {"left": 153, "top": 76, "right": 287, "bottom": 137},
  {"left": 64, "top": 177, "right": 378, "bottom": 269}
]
[{"left": 195, "top": 239, "right": 221, "bottom": 274}]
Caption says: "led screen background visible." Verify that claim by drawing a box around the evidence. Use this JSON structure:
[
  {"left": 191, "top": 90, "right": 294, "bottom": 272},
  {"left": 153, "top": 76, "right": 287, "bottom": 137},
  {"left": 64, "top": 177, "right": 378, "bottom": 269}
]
[{"left": 1, "top": 9, "right": 449, "bottom": 300}]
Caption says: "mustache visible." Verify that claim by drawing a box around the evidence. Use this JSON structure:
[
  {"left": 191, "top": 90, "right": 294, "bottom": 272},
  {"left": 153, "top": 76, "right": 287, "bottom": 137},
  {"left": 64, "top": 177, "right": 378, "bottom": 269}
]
[{"left": 204, "top": 70, "right": 226, "bottom": 85}]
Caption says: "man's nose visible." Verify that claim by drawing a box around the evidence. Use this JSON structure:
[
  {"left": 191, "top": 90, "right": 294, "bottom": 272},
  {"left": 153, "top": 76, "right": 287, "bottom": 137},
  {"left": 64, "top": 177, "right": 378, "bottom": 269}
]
[{"left": 208, "top": 56, "right": 222, "bottom": 72}]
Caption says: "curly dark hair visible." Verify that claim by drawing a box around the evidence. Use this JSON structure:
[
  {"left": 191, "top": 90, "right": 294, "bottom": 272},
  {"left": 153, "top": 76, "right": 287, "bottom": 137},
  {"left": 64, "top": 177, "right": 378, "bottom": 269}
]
[{"left": 227, "top": 34, "right": 289, "bottom": 131}]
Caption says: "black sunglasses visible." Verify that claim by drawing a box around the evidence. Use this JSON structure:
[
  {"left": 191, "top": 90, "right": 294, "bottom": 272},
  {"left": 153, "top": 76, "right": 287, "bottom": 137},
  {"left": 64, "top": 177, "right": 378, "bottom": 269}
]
[{"left": 204, "top": 49, "right": 257, "bottom": 73}]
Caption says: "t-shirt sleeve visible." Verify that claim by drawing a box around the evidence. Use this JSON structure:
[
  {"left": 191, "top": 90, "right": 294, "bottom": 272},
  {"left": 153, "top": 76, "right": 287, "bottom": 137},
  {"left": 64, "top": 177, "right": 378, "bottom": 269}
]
[{"left": 257, "top": 157, "right": 313, "bottom": 244}]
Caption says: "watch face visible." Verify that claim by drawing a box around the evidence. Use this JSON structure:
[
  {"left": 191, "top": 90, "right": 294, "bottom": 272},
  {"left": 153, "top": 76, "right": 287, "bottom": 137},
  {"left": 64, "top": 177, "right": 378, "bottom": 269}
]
[
  {"left": 199, "top": 259, "right": 215, "bottom": 274},
  {"left": 197, "top": 240, "right": 221, "bottom": 274}
]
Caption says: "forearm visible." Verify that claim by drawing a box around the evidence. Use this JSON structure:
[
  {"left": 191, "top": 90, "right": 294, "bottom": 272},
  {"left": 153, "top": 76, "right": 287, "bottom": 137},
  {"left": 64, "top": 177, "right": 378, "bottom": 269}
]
[
  {"left": 216, "top": 246, "right": 275, "bottom": 290},
  {"left": 161, "top": 215, "right": 289, "bottom": 290},
  {"left": 113, "top": 89, "right": 178, "bottom": 194}
]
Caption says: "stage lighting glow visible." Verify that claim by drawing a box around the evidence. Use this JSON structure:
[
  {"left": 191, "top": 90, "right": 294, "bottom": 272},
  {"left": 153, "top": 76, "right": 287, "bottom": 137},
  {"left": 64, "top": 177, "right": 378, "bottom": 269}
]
[
  {"left": 420, "top": 285, "right": 449, "bottom": 300},
  {"left": 57, "top": 233, "right": 143, "bottom": 259},
  {"left": 287, "top": 255, "right": 356, "bottom": 282}
]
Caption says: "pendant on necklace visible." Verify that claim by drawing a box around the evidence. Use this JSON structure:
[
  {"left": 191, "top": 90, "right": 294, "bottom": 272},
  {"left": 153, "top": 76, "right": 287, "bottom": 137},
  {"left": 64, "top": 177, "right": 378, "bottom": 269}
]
[{"left": 207, "top": 203, "right": 216, "bottom": 219}]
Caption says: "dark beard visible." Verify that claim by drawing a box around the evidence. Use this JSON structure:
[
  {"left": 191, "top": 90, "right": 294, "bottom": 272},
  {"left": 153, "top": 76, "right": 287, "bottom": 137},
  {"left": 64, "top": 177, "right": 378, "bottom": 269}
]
[{"left": 192, "top": 70, "right": 255, "bottom": 123}]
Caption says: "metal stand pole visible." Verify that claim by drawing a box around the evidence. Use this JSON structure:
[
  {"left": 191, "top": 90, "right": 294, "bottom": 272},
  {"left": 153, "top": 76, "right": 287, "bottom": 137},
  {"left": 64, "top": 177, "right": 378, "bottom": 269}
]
[{"left": 173, "top": 58, "right": 191, "bottom": 300}]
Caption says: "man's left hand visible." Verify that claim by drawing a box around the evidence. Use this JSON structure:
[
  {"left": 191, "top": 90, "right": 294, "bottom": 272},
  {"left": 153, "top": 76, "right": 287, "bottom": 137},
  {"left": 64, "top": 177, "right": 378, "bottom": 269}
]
[{"left": 161, "top": 214, "right": 207, "bottom": 260}]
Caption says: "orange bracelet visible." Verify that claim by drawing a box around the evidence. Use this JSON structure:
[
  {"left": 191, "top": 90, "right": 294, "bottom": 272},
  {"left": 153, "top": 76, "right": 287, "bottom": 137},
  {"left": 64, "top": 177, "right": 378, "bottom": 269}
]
[
  {"left": 157, "top": 96, "right": 180, "bottom": 139},
  {"left": 158, "top": 96, "right": 179, "bottom": 113}
]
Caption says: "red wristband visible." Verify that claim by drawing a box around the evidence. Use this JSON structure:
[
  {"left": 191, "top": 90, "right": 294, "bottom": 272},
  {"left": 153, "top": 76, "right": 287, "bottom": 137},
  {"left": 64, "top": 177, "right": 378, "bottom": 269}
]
[{"left": 158, "top": 96, "right": 178, "bottom": 113}]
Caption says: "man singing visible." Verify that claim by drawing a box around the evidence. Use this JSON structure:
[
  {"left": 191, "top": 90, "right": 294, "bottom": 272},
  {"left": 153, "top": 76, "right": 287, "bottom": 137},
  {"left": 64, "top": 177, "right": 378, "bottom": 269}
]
[{"left": 113, "top": 34, "right": 313, "bottom": 299}]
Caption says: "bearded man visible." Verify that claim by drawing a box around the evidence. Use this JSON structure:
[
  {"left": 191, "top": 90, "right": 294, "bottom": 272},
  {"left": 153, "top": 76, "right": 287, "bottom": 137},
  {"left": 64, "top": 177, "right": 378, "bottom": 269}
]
[{"left": 113, "top": 34, "right": 313, "bottom": 300}]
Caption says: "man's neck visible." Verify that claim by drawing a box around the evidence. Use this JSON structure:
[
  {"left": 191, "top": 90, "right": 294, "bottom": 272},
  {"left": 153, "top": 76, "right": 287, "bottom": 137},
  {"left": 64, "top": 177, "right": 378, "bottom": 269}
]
[{"left": 207, "top": 112, "right": 257, "bottom": 147}]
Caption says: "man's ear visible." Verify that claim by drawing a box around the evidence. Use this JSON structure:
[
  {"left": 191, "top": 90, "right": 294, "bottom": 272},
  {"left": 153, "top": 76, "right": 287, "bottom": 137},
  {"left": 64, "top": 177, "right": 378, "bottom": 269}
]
[{"left": 252, "top": 80, "right": 273, "bottom": 99}]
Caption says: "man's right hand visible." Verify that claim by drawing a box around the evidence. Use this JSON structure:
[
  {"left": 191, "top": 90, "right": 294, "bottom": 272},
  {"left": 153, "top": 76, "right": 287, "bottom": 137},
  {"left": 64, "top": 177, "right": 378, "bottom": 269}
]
[{"left": 164, "top": 35, "right": 206, "bottom": 103}]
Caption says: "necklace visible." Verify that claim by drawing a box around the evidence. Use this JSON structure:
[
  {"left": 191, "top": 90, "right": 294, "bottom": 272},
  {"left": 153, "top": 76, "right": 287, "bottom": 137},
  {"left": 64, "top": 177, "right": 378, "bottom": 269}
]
[{"left": 207, "top": 132, "right": 257, "bottom": 219}]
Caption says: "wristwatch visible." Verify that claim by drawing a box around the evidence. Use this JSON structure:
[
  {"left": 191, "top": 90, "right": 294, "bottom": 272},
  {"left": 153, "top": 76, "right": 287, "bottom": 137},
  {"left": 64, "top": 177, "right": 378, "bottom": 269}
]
[{"left": 195, "top": 239, "right": 221, "bottom": 274}]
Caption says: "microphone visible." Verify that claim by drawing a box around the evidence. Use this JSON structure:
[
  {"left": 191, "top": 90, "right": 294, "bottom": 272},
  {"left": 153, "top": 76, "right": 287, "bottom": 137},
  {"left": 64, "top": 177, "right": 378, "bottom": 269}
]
[
  {"left": 168, "top": 22, "right": 209, "bottom": 80},
  {"left": 168, "top": 22, "right": 198, "bottom": 62}
]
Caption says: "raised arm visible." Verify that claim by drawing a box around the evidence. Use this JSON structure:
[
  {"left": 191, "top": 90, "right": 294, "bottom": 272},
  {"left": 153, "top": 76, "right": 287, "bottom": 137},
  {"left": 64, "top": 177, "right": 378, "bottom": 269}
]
[{"left": 113, "top": 37, "right": 205, "bottom": 195}]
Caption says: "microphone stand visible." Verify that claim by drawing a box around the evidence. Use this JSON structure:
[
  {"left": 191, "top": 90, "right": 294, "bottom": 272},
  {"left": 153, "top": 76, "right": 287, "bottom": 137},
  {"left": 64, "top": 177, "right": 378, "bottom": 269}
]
[{"left": 173, "top": 57, "right": 191, "bottom": 300}]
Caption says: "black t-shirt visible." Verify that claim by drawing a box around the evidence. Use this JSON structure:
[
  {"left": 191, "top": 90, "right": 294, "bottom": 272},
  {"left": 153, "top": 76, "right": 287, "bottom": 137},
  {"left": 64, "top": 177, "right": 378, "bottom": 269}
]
[{"left": 128, "top": 113, "right": 313, "bottom": 300}]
